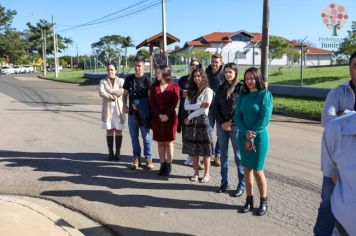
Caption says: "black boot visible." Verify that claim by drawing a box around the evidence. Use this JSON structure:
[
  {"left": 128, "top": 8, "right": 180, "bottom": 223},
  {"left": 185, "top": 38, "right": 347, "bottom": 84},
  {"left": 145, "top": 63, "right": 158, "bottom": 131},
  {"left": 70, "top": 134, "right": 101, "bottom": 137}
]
[
  {"left": 164, "top": 162, "right": 172, "bottom": 176},
  {"left": 241, "top": 196, "right": 253, "bottom": 213},
  {"left": 256, "top": 197, "right": 268, "bottom": 216},
  {"left": 106, "top": 136, "right": 114, "bottom": 161},
  {"left": 114, "top": 135, "right": 123, "bottom": 161},
  {"left": 158, "top": 162, "right": 166, "bottom": 176}
]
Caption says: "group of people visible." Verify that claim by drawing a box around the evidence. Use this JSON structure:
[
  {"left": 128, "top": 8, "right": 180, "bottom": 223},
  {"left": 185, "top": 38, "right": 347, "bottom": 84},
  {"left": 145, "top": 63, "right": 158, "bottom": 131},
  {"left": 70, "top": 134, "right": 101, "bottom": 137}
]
[{"left": 98, "top": 54, "right": 273, "bottom": 216}]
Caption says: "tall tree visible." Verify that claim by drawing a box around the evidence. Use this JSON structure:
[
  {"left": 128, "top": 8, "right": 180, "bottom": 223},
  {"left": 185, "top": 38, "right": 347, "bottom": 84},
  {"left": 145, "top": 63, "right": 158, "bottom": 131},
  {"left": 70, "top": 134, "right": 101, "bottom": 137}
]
[
  {"left": 120, "top": 36, "right": 134, "bottom": 73},
  {"left": 91, "top": 35, "right": 123, "bottom": 68},
  {"left": 0, "top": 4, "right": 16, "bottom": 32},
  {"left": 339, "top": 21, "right": 356, "bottom": 55},
  {"left": 269, "top": 36, "right": 291, "bottom": 64}
]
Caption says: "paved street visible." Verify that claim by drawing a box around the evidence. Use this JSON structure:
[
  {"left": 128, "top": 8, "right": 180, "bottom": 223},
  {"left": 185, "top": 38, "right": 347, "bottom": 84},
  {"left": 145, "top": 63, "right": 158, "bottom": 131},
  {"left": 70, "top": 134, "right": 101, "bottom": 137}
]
[{"left": 0, "top": 74, "right": 323, "bottom": 236}]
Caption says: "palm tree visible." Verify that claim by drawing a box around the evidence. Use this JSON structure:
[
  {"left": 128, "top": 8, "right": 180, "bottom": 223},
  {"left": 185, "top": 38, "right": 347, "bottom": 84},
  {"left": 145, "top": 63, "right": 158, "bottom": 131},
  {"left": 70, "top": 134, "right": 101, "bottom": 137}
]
[{"left": 120, "top": 36, "right": 134, "bottom": 73}]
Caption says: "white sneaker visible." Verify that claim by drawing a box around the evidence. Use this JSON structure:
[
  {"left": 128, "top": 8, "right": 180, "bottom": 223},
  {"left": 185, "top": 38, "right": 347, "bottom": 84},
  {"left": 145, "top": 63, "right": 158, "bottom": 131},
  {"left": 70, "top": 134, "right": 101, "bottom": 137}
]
[{"left": 184, "top": 155, "right": 193, "bottom": 166}]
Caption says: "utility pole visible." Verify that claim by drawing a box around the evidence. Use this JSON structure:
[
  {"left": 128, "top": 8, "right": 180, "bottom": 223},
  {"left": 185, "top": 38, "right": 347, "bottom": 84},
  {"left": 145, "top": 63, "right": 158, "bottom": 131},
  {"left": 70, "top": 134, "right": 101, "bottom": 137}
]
[
  {"left": 52, "top": 15, "right": 59, "bottom": 78},
  {"left": 41, "top": 28, "right": 47, "bottom": 77},
  {"left": 261, "top": 0, "right": 270, "bottom": 87},
  {"left": 162, "top": 0, "right": 168, "bottom": 65},
  {"left": 76, "top": 43, "right": 79, "bottom": 69}
]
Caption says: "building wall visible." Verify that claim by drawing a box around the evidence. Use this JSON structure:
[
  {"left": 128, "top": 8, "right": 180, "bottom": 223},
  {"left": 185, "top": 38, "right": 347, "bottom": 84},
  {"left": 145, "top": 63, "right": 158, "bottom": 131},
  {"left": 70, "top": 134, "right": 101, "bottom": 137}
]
[
  {"left": 305, "top": 54, "right": 332, "bottom": 66},
  {"left": 177, "top": 40, "right": 332, "bottom": 66}
]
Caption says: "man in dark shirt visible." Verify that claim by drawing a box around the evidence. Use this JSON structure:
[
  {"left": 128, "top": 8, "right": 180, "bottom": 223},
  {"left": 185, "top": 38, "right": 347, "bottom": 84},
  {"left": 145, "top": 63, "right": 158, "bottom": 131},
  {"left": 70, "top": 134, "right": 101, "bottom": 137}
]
[
  {"left": 206, "top": 53, "right": 225, "bottom": 166},
  {"left": 123, "top": 57, "right": 153, "bottom": 170}
]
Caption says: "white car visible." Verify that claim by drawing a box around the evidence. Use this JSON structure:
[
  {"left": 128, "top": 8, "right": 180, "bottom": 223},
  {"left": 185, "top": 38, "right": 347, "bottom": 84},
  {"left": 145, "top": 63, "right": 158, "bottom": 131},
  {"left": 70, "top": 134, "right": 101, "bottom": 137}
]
[
  {"left": 23, "top": 65, "right": 34, "bottom": 73},
  {"left": 1, "top": 66, "right": 14, "bottom": 74},
  {"left": 13, "top": 65, "right": 22, "bottom": 74}
]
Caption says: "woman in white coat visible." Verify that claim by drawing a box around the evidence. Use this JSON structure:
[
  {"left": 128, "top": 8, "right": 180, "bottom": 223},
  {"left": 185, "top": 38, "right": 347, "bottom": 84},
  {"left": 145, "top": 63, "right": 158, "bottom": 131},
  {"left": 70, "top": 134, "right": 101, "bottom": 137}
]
[{"left": 98, "top": 63, "right": 126, "bottom": 161}]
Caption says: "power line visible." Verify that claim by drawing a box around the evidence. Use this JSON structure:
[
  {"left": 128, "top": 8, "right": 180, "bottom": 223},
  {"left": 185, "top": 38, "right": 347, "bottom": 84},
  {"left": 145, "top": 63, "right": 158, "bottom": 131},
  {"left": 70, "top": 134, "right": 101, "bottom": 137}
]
[{"left": 58, "top": 0, "right": 162, "bottom": 33}]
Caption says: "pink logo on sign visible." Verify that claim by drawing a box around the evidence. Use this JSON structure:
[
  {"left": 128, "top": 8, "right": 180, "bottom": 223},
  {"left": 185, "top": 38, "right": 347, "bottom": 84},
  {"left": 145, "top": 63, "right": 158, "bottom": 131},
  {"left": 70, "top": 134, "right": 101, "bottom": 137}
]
[{"left": 321, "top": 3, "right": 348, "bottom": 37}]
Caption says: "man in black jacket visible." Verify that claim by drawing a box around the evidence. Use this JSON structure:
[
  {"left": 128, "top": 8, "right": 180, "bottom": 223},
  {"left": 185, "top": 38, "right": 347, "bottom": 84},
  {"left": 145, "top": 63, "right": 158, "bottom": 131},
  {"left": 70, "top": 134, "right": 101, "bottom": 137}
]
[{"left": 206, "top": 53, "right": 224, "bottom": 166}]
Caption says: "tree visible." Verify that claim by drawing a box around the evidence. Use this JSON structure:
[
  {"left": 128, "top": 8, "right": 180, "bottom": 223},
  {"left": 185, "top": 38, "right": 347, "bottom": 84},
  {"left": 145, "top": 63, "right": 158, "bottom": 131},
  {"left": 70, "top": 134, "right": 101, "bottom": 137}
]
[
  {"left": 269, "top": 36, "right": 291, "bottom": 64},
  {"left": 286, "top": 48, "right": 300, "bottom": 67},
  {"left": 120, "top": 36, "right": 134, "bottom": 73},
  {"left": 339, "top": 21, "right": 356, "bottom": 55},
  {"left": 0, "top": 4, "right": 16, "bottom": 32},
  {"left": 91, "top": 35, "right": 123, "bottom": 67},
  {"left": 0, "top": 29, "right": 28, "bottom": 64},
  {"left": 137, "top": 48, "right": 150, "bottom": 59}
]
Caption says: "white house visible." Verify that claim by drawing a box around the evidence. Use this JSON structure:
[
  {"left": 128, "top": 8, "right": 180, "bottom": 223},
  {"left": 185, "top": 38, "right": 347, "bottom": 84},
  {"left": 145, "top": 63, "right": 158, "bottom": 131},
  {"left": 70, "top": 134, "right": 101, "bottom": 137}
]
[{"left": 176, "top": 30, "right": 332, "bottom": 66}]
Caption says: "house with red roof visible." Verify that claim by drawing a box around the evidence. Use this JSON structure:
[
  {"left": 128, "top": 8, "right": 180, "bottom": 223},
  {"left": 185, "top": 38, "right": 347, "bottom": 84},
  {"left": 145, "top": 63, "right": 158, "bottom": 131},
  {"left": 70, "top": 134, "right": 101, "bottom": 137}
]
[{"left": 176, "top": 30, "right": 333, "bottom": 66}]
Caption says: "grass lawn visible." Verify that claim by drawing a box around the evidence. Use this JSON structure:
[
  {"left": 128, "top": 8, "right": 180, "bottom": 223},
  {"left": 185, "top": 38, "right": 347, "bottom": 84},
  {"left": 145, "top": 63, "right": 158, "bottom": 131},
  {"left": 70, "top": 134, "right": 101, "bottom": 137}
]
[{"left": 267, "top": 65, "right": 349, "bottom": 88}]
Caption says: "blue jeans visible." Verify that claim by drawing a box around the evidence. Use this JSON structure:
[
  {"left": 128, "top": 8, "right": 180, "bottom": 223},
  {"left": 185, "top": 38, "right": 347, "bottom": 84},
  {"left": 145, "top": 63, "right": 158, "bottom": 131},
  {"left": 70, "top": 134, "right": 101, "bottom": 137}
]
[
  {"left": 208, "top": 112, "right": 220, "bottom": 157},
  {"left": 128, "top": 114, "right": 152, "bottom": 159},
  {"left": 313, "top": 176, "right": 335, "bottom": 236},
  {"left": 217, "top": 124, "right": 245, "bottom": 190}
]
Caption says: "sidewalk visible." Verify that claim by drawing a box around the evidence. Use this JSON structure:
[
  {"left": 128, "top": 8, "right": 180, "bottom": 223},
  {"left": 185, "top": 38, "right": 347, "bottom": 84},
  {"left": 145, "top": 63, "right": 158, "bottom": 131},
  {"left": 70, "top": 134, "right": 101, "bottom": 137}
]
[{"left": 0, "top": 195, "right": 111, "bottom": 236}]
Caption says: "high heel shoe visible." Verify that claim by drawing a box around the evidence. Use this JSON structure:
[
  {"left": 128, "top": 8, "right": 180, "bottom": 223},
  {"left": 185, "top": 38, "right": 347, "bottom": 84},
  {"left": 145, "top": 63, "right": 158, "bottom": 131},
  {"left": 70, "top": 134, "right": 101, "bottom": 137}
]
[{"left": 241, "top": 196, "right": 253, "bottom": 213}]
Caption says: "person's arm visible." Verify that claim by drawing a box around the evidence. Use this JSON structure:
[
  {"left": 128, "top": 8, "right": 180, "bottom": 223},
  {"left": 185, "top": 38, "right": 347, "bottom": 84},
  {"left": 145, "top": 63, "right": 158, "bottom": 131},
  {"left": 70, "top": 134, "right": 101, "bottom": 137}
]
[
  {"left": 149, "top": 86, "right": 160, "bottom": 114},
  {"left": 162, "top": 84, "right": 180, "bottom": 117},
  {"left": 212, "top": 91, "right": 223, "bottom": 125},
  {"left": 321, "top": 89, "right": 341, "bottom": 127},
  {"left": 110, "top": 78, "right": 124, "bottom": 97},
  {"left": 251, "top": 91, "right": 273, "bottom": 134},
  {"left": 321, "top": 124, "right": 338, "bottom": 182},
  {"left": 187, "top": 88, "right": 213, "bottom": 120},
  {"left": 98, "top": 80, "right": 115, "bottom": 100},
  {"left": 184, "top": 97, "right": 201, "bottom": 111},
  {"left": 234, "top": 96, "right": 247, "bottom": 136}
]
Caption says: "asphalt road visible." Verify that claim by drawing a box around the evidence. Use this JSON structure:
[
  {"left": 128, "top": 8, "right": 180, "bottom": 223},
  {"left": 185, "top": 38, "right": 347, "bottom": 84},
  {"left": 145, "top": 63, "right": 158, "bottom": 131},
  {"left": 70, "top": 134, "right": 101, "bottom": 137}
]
[{"left": 0, "top": 74, "right": 323, "bottom": 236}]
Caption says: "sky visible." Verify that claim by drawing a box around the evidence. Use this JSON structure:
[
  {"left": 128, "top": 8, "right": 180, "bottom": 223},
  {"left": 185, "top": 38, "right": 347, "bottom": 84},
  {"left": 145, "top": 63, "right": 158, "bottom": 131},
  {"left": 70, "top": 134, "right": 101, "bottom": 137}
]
[{"left": 2, "top": 0, "right": 356, "bottom": 57}]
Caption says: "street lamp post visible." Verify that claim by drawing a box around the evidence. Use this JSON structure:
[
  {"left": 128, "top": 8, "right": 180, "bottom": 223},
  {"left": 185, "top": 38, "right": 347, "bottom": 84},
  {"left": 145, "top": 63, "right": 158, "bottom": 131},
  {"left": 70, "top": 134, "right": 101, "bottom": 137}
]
[{"left": 300, "top": 36, "right": 307, "bottom": 87}]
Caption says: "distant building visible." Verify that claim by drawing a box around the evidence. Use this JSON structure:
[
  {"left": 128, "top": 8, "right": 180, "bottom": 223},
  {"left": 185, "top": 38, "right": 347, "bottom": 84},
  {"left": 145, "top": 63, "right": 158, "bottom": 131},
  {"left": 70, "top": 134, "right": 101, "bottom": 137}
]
[{"left": 176, "top": 30, "right": 332, "bottom": 66}]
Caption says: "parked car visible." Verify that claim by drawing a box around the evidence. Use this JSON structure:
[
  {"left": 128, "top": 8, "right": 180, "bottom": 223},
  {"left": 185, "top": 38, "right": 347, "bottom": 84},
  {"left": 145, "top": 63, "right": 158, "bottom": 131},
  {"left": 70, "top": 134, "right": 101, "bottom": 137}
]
[
  {"left": 12, "top": 65, "right": 23, "bottom": 74},
  {"left": 23, "top": 65, "right": 34, "bottom": 73},
  {"left": 47, "top": 65, "right": 63, "bottom": 72},
  {"left": 1, "top": 66, "right": 14, "bottom": 74}
]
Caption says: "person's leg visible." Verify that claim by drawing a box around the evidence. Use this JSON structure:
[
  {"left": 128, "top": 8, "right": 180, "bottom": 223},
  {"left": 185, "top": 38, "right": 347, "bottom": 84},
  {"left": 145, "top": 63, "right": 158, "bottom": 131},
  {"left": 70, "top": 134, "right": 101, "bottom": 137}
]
[
  {"left": 106, "top": 129, "right": 114, "bottom": 161},
  {"left": 140, "top": 125, "right": 153, "bottom": 169},
  {"left": 157, "top": 142, "right": 166, "bottom": 176},
  {"left": 216, "top": 125, "right": 229, "bottom": 191},
  {"left": 190, "top": 156, "right": 199, "bottom": 181},
  {"left": 313, "top": 176, "right": 336, "bottom": 236},
  {"left": 254, "top": 170, "right": 268, "bottom": 216},
  {"left": 208, "top": 112, "right": 220, "bottom": 166},
  {"left": 114, "top": 129, "right": 123, "bottom": 161},
  {"left": 201, "top": 155, "right": 211, "bottom": 183},
  {"left": 242, "top": 167, "right": 254, "bottom": 213},
  {"left": 165, "top": 141, "right": 174, "bottom": 176},
  {"left": 231, "top": 127, "right": 245, "bottom": 196},
  {"left": 128, "top": 114, "right": 141, "bottom": 168}
]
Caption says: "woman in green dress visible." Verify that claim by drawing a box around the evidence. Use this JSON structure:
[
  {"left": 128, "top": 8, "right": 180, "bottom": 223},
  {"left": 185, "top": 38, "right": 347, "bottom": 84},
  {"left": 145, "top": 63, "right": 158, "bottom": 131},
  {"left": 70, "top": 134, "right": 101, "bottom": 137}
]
[{"left": 234, "top": 67, "right": 273, "bottom": 216}]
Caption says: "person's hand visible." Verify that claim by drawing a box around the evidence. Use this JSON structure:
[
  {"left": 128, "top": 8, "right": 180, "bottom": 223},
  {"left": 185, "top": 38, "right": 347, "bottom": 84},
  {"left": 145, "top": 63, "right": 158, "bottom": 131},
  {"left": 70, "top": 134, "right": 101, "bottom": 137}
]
[
  {"left": 123, "top": 105, "right": 129, "bottom": 113},
  {"left": 159, "top": 114, "right": 169, "bottom": 122},
  {"left": 184, "top": 118, "right": 192, "bottom": 125},
  {"left": 132, "top": 104, "right": 138, "bottom": 110},
  {"left": 182, "top": 90, "right": 187, "bottom": 97},
  {"left": 245, "top": 130, "right": 256, "bottom": 140},
  {"left": 200, "top": 102, "right": 209, "bottom": 108},
  {"left": 221, "top": 121, "right": 232, "bottom": 131}
]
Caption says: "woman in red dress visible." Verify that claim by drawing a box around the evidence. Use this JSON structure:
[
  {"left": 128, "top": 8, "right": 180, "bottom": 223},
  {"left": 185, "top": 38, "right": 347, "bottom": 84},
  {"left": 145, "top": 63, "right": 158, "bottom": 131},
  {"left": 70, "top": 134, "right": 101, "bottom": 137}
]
[{"left": 150, "top": 65, "right": 180, "bottom": 176}]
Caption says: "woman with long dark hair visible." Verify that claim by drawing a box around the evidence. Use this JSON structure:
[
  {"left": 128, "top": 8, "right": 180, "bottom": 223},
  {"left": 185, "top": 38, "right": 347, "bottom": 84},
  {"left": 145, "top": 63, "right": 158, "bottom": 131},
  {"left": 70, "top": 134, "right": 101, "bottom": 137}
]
[
  {"left": 183, "top": 68, "right": 214, "bottom": 183},
  {"left": 234, "top": 67, "right": 273, "bottom": 216},
  {"left": 212, "top": 62, "right": 245, "bottom": 196}
]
